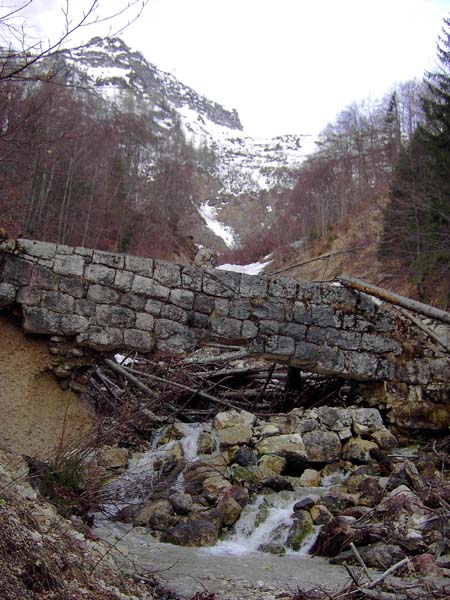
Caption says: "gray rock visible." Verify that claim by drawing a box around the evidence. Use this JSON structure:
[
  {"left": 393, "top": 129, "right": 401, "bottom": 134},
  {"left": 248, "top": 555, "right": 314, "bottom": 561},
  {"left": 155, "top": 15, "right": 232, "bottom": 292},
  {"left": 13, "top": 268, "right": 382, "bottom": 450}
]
[
  {"left": 85, "top": 263, "right": 116, "bottom": 286},
  {"left": 303, "top": 430, "right": 342, "bottom": 463},
  {"left": 0, "top": 282, "right": 16, "bottom": 307},
  {"left": 54, "top": 254, "right": 85, "bottom": 277},
  {"left": 23, "top": 307, "right": 60, "bottom": 333},
  {"left": 194, "top": 247, "right": 218, "bottom": 268},
  {"left": 351, "top": 408, "right": 384, "bottom": 435}
]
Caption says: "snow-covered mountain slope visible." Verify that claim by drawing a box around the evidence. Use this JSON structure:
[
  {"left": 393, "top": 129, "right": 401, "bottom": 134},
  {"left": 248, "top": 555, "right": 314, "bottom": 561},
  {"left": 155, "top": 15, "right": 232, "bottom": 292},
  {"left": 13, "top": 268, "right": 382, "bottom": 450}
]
[
  {"left": 54, "top": 36, "right": 309, "bottom": 250},
  {"left": 59, "top": 37, "right": 307, "bottom": 194}
]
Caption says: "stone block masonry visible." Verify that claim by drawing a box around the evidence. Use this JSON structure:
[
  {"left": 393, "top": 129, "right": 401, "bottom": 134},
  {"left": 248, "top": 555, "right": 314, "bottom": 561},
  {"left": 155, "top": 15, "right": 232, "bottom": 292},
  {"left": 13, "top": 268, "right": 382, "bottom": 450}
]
[{"left": 0, "top": 238, "right": 449, "bottom": 391}]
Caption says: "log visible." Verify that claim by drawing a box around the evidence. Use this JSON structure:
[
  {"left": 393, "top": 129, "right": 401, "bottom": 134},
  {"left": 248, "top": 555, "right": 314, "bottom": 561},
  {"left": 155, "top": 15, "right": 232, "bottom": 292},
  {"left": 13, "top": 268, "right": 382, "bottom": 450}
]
[
  {"left": 397, "top": 307, "right": 450, "bottom": 353},
  {"left": 104, "top": 359, "right": 158, "bottom": 398},
  {"left": 340, "top": 275, "right": 450, "bottom": 325}
]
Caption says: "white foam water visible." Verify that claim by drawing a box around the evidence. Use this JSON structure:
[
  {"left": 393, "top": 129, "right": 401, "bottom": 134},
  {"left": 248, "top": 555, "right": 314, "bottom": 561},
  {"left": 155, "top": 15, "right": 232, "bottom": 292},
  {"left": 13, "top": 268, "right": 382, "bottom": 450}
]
[{"left": 206, "top": 491, "right": 320, "bottom": 557}]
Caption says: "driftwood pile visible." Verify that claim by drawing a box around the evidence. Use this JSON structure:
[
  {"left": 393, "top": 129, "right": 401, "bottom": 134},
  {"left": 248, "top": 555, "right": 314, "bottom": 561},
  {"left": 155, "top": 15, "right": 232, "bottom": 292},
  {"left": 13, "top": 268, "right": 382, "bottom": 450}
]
[{"left": 84, "top": 344, "right": 354, "bottom": 445}]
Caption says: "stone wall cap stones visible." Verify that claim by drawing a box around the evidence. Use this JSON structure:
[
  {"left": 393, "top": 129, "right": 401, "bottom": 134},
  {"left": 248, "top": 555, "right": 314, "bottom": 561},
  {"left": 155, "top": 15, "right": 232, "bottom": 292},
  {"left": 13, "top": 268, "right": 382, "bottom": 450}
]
[{"left": 54, "top": 254, "right": 85, "bottom": 277}]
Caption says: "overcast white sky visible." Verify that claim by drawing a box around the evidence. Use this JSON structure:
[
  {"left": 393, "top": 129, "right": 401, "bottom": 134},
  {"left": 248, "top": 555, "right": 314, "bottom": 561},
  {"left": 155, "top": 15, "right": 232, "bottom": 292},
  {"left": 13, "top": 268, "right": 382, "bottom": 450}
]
[{"left": 20, "top": 0, "right": 450, "bottom": 137}]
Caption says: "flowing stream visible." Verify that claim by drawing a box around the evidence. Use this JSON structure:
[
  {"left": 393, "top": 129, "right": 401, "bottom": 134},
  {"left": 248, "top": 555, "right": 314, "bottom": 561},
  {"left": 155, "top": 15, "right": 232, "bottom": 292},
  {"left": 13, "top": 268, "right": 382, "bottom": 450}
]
[{"left": 94, "top": 423, "right": 350, "bottom": 598}]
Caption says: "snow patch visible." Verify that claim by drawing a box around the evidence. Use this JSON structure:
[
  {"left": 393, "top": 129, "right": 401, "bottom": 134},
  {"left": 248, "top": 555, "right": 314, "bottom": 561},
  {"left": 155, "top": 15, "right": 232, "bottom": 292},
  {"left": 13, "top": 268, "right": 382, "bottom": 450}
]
[
  {"left": 217, "top": 260, "right": 271, "bottom": 275},
  {"left": 197, "top": 201, "right": 237, "bottom": 249}
]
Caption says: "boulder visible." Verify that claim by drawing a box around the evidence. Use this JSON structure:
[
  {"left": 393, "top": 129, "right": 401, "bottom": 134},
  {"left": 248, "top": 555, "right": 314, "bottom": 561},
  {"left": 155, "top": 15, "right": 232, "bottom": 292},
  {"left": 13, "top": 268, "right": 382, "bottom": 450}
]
[
  {"left": 197, "top": 432, "right": 214, "bottom": 454},
  {"left": 303, "top": 430, "right": 342, "bottom": 463},
  {"left": 161, "top": 519, "right": 219, "bottom": 546},
  {"left": 342, "top": 437, "right": 378, "bottom": 463},
  {"left": 256, "top": 434, "right": 306, "bottom": 458},
  {"left": 230, "top": 445, "right": 258, "bottom": 467},
  {"left": 371, "top": 428, "right": 397, "bottom": 450},
  {"left": 293, "top": 497, "right": 316, "bottom": 512},
  {"left": 351, "top": 408, "right": 384, "bottom": 435},
  {"left": 217, "top": 495, "right": 243, "bottom": 526},
  {"left": 169, "top": 492, "right": 193, "bottom": 515},
  {"left": 133, "top": 499, "right": 174, "bottom": 529},
  {"left": 214, "top": 409, "right": 256, "bottom": 430},
  {"left": 287, "top": 510, "right": 314, "bottom": 551},
  {"left": 216, "top": 424, "right": 253, "bottom": 447},
  {"left": 258, "top": 455, "right": 286, "bottom": 476},
  {"left": 318, "top": 407, "right": 351, "bottom": 431},
  {"left": 202, "top": 476, "right": 231, "bottom": 499},
  {"left": 261, "top": 474, "right": 293, "bottom": 492},
  {"left": 310, "top": 504, "right": 333, "bottom": 525},
  {"left": 332, "top": 543, "right": 406, "bottom": 568},
  {"left": 299, "top": 468, "right": 321, "bottom": 487}
]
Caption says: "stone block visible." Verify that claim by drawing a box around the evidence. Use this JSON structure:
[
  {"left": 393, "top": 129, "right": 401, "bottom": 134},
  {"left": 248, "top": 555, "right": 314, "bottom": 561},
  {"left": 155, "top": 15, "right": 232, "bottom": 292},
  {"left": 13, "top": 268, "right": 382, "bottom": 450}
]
[
  {"left": 114, "top": 270, "right": 134, "bottom": 291},
  {"left": 74, "top": 299, "right": 96, "bottom": 317},
  {"left": 306, "top": 325, "right": 326, "bottom": 344},
  {"left": 297, "top": 282, "right": 322, "bottom": 303},
  {"left": 279, "top": 322, "right": 306, "bottom": 341},
  {"left": 259, "top": 320, "right": 280, "bottom": 335},
  {"left": 212, "top": 299, "right": 230, "bottom": 318},
  {"left": 358, "top": 292, "right": 379, "bottom": 317},
  {"left": 23, "top": 307, "right": 60, "bottom": 333},
  {"left": 268, "top": 277, "right": 298, "bottom": 299},
  {"left": 321, "top": 283, "right": 357, "bottom": 306},
  {"left": 210, "top": 316, "right": 242, "bottom": 338},
  {"left": 326, "top": 329, "right": 361, "bottom": 350},
  {"left": 361, "top": 333, "right": 402, "bottom": 354},
  {"left": 181, "top": 266, "right": 203, "bottom": 291},
  {"left": 60, "top": 314, "right": 90, "bottom": 334},
  {"left": 96, "top": 305, "right": 135, "bottom": 327},
  {"left": 293, "top": 302, "right": 312, "bottom": 325},
  {"left": 133, "top": 276, "right": 170, "bottom": 300},
  {"left": 191, "top": 312, "right": 209, "bottom": 329},
  {"left": 85, "top": 263, "right": 116, "bottom": 286},
  {"left": 56, "top": 244, "right": 73, "bottom": 255},
  {"left": 87, "top": 284, "right": 120, "bottom": 304},
  {"left": 135, "top": 312, "right": 155, "bottom": 330},
  {"left": 17, "top": 239, "right": 56, "bottom": 261},
  {"left": 294, "top": 342, "right": 320, "bottom": 362},
  {"left": 311, "top": 305, "right": 339, "bottom": 328},
  {"left": 124, "top": 329, "right": 154, "bottom": 352},
  {"left": 58, "top": 276, "right": 85, "bottom": 298},
  {"left": 124, "top": 255, "right": 154, "bottom": 277},
  {"left": 120, "top": 292, "right": 145, "bottom": 311},
  {"left": 242, "top": 320, "right": 258, "bottom": 339},
  {"left": 77, "top": 326, "right": 123, "bottom": 350},
  {"left": 203, "top": 269, "right": 241, "bottom": 297},
  {"left": 344, "top": 351, "right": 379, "bottom": 379},
  {"left": 0, "top": 282, "right": 16, "bottom": 307},
  {"left": 153, "top": 260, "right": 181, "bottom": 286},
  {"left": 2, "top": 256, "right": 33, "bottom": 286},
  {"left": 17, "top": 286, "right": 42, "bottom": 305},
  {"left": 240, "top": 273, "right": 268, "bottom": 298},
  {"left": 92, "top": 250, "right": 124, "bottom": 269},
  {"left": 265, "top": 335, "right": 295, "bottom": 356},
  {"left": 161, "top": 304, "right": 189, "bottom": 324},
  {"left": 154, "top": 319, "right": 196, "bottom": 353},
  {"left": 40, "top": 291, "right": 74, "bottom": 313},
  {"left": 194, "top": 294, "right": 215, "bottom": 314},
  {"left": 30, "top": 265, "right": 59, "bottom": 290},
  {"left": 145, "top": 299, "right": 163, "bottom": 316},
  {"left": 318, "top": 345, "right": 346, "bottom": 374},
  {"left": 430, "top": 358, "right": 450, "bottom": 382},
  {"left": 251, "top": 298, "right": 284, "bottom": 320},
  {"left": 74, "top": 246, "right": 93, "bottom": 257},
  {"left": 229, "top": 299, "right": 252, "bottom": 319},
  {"left": 54, "top": 254, "right": 84, "bottom": 277},
  {"left": 170, "top": 289, "right": 194, "bottom": 310}
]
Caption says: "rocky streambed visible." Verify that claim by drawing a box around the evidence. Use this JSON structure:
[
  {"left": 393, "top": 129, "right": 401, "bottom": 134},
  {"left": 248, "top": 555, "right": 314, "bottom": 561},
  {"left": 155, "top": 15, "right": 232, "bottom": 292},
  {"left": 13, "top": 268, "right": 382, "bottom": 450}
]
[{"left": 92, "top": 405, "right": 450, "bottom": 598}]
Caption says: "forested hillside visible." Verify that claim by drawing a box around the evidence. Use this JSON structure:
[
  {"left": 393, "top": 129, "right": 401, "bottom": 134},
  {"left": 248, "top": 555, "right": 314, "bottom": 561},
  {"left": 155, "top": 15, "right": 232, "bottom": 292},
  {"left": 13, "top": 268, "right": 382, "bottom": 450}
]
[{"left": 229, "top": 17, "right": 450, "bottom": 308}]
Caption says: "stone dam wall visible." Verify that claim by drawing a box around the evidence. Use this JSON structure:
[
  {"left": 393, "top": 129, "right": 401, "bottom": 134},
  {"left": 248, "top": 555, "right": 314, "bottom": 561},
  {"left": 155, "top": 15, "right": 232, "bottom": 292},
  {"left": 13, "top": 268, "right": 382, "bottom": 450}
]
[{"left": 1, "top": 239, "right": 448, "bottom": 397}]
